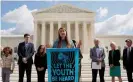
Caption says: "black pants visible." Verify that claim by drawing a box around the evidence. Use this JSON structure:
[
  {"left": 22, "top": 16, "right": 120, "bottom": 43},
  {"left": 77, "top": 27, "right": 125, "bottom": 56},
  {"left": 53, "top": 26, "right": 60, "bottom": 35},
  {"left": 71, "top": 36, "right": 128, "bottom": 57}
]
[
  {"left": 78, "top": 64, "right": 82, "bottom": 82},
  {"left": 92, "top": 67, "right": 105, "bottom": 82},
  {"left": 18, "top": 63, "right": 32, "bottom": 82},
  {"left": 37, "top": 69, "right": 46, "bottom": 82},
  {"left": 126, "top": 69, "right": 133, "bottom": 82}
]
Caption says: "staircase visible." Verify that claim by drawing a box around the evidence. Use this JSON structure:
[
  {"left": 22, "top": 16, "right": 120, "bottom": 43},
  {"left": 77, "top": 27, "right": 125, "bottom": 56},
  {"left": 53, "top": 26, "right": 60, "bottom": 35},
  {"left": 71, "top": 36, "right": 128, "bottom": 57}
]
[{"left": 0, "top": 57, "right": 129, "bottom": 82}]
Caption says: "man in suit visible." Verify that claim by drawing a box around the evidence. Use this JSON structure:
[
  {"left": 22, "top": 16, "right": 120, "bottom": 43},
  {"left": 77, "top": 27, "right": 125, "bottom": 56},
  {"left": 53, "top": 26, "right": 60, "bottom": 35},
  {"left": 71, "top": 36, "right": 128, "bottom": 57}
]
[
  {"left": 123, "top": 39, "right": 133, "bottom": 82},
  {"left": 17, "top": 34, "right": 35, "bottom": 82},
  {"left": 90, "top": 38, "right": 105, "bottom": 82}
]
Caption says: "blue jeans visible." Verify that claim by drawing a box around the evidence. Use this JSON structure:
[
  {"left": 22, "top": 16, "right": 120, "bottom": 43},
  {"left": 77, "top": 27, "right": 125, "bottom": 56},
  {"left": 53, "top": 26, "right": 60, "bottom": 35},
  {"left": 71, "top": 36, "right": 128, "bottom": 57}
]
[{"left": 2, "top": 68, "right": 11, "bottom": 82}]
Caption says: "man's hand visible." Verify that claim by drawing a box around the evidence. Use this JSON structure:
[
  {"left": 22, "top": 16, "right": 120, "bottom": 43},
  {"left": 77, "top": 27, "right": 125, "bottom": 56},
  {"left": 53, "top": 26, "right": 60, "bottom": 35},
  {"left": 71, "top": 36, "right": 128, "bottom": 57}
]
[
  {"left": 97, "top": 62, "right": 100, "bottom": 65},
  {"left": 22, "top": 58, "right": 27, "bottom": 64},
  {"left": 98, "top": 58, "right": 102, "bottom": 62}
]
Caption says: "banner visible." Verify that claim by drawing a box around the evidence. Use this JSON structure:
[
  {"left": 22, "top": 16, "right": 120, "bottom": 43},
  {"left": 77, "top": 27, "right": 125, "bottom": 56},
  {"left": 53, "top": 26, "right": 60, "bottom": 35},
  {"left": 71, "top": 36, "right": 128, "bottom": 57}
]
[{"left": 46, "top": 48, "right": 79, "bottom": 82}]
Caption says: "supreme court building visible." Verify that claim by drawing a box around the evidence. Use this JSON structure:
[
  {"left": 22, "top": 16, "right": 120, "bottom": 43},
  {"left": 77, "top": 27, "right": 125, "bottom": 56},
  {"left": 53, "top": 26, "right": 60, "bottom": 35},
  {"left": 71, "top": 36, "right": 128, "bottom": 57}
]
[
  {"left": 32, "top": 4, "right": 95, "bottom": 53},
  {"left": 2, "top": 4, "right": 133, "bottom": 59}
]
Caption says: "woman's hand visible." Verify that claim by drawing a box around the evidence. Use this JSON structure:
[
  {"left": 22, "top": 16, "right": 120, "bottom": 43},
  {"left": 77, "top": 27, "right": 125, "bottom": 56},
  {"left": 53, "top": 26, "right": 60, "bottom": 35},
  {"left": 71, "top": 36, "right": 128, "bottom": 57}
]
[
  {"left": 40, "top": 67, "right": 44, "bottom": 71},
  {"left": 37, "top": 67, "right": 44, "bottom": 71},
  {"left": 45, "top": 44, "right": 52, "bottom": 48},
  {"left": 77, "top": 40, "right": 82, "bottom": 48},
  {"left": 37, "top": 67, "right": 41, "bottom": 71},
  {"left": 110, "top": 64, "right": 114, "bottom": 68}
]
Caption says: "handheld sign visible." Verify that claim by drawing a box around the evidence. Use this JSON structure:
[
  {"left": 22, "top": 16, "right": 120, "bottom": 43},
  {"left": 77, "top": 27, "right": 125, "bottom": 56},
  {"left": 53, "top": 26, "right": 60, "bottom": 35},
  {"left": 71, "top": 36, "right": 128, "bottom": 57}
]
[{"left": 46, "top": 48, "right": 79, "bottom": 82}]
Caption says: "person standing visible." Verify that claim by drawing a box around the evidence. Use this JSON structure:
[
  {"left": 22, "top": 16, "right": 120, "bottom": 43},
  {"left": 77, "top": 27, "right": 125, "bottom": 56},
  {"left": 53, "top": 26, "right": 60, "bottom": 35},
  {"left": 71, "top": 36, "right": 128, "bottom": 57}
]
[
  {"left": 90, "top": 38, "right": 105, "bottom": 82},
  {"left": 52, "top": 27, "right": 81, "bottom": 82},
  {"left": 17, "top": 34, "right": 35, "bottom": 82},
  {"left": 34, "top": 45, "right": 47, "bottom": 82},
  {"left": 72, "top": 40, "right": 83, "bottom": 81},
  {"left": 123, "top": 39, "right": 133, "bottom": 82},
  {"left": 109, "top": 42, "right": 122, "bottom": 82},
  {"left": 1, "top": 47, "right": 15, "bottom": 82}
]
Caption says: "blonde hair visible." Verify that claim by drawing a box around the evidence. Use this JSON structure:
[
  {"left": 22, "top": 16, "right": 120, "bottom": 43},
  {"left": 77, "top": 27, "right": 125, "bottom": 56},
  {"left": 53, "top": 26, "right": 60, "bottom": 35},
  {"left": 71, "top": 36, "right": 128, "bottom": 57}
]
[
  {"left": 110, "top": 41, "right": 117, "bottom": 49},
  {"left": 94, "top": 38, "right": 100, "bottom": 42}
]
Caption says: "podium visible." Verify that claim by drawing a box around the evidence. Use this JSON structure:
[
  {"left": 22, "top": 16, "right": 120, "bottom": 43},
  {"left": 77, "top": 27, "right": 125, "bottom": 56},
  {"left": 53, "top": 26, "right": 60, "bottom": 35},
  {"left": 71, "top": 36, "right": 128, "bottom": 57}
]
[{"left": 46, "top": 48, "right": 79, "bottom": 82}]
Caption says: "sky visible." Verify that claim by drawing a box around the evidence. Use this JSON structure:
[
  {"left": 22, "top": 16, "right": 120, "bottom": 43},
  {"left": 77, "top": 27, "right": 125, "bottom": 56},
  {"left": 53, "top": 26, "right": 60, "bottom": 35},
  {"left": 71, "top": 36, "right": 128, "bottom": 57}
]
[{"left": 1, "top": 1, "right": 133, "bottom": 35}]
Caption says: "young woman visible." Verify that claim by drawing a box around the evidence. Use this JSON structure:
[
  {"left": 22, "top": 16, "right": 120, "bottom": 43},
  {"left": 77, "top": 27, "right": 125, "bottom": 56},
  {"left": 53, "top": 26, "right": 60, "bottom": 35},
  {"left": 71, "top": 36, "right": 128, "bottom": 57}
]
[
  {"left": 1, "top": 47, "right": 15, "bottom": 82},
  {"left": 52, "top": 27, "right": 81, "bottom": 82},
  {"left": 53, "top": 27, "right": 75, "bottom": 48},
  {"left": 34, "top": 45, "right": 47, "bottom": 82},
  {"left": 108, "top": 42, "right": 122, "bottom": 82}
]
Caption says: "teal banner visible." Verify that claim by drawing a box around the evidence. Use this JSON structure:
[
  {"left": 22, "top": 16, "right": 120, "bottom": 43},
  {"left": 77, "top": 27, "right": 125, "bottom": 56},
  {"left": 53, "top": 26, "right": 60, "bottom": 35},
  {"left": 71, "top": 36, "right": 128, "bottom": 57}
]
[{"left": 46, "top": 48, "right": 79, "bottom": 82}]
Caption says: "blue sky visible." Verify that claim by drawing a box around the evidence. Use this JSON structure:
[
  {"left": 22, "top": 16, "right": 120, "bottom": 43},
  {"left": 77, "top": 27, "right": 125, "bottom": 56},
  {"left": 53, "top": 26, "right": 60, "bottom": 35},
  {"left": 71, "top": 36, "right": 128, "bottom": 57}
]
[{"left": 1, "top": 1, "right": 133, "bottom": 35}]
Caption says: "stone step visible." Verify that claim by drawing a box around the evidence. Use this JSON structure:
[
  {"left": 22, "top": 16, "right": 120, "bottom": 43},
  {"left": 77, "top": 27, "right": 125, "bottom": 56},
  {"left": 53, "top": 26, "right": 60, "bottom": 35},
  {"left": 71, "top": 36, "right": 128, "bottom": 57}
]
[
  {"left": 9, "top": 73, "right": 128, "bottom": 78},
  {"left": 11, "top": 70, "right": 127, "bottom": 75},
  {"left": 0, "top": 62, "right": 130, "bottom": 82},
  {"left": 11, "top": 66, "right": 125, "bottom": 71},
  {"left": 0, "top": 76, "right": 129, "bottom": 82},
  {"left": 14, "top": 64, "right": 124, "bottom": 68},
  {"left": 0, "top": 80, "right": 128, "bottom": 82},
  {"left": 0, "top": 69, "right": 128, "bottom": 81}
]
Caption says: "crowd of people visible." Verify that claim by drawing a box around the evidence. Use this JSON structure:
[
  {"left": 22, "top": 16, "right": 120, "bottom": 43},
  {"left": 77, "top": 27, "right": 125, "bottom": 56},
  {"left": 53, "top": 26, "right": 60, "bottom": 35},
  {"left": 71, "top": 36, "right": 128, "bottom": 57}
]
[{"left": 0, "top": 27, "right": 133, "bottom": 82}]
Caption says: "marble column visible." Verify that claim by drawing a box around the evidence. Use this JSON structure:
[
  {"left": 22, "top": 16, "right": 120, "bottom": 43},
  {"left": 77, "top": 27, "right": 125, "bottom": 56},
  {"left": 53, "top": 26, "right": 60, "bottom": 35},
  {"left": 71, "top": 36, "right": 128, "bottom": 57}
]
[
  {"left": 34, "top": 21, "right": 38, "bottom": 50},
  {"left": 58, "top": 21, "right": 61, "bottom": 29},
  {"left": 75, "top": 21, "right": 79, "bottom": 41},
  {"left": 41, "top": 22, "right": 46, "bottom": 45},
  {"left": 90, "top": 21, "right": 95, "bottom": 47},
  {"left": 83, "top": 22, "right": 87, "bottom": 53},
  {"left": 67, "top": 21, "right": 71, "bottom": 40},
  {"left": 50, "top": 22, "right": 54, "bottom": 45}
]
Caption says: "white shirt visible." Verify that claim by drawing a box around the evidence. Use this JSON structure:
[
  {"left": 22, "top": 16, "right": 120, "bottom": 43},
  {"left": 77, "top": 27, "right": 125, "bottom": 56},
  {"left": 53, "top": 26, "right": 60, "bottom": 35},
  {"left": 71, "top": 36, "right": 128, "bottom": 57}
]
[
  {"left": 127, "top": 47, "right": 131, "bottom": 53},
  {"left": 96, "top": 48, "right": 101, "bottom": 58},
  {"left": 127, "top": 47, "right": 131, "bottom": 59}
]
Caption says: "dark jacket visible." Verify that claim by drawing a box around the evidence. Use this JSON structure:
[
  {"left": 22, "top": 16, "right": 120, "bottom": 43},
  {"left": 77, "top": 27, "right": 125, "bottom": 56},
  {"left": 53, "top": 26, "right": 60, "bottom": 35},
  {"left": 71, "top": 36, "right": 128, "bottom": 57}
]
[
  {"left": 123, "top": 47, "right": 133, "bottom": 70},
  {"left": 34, "top": 53, "right": 47, "bottom": 68},
  {"left": 108, "top": 49, "right": 120, "bottom": 66},
  {"left": 17, "top": 42, "right": 35, "bottom": 64},
  {"left": 72, "top": 41, "right": 83, "bottom": 64}
]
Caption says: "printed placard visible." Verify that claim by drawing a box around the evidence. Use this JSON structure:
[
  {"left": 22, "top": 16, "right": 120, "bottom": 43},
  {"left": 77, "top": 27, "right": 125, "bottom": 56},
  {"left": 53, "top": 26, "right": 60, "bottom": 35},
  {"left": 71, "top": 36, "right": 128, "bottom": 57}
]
[{"left": 46, "top": 48, "right": 79, "bottom": 82}]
